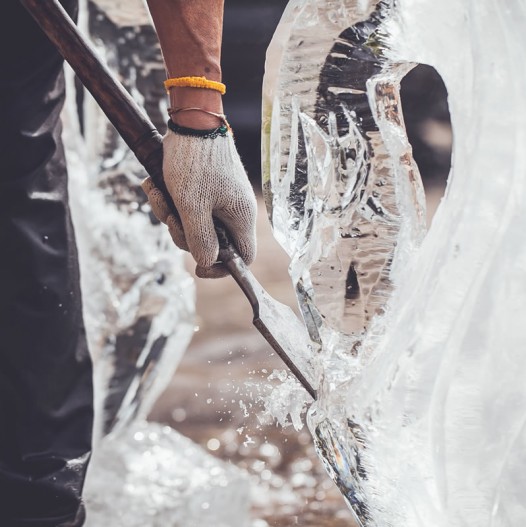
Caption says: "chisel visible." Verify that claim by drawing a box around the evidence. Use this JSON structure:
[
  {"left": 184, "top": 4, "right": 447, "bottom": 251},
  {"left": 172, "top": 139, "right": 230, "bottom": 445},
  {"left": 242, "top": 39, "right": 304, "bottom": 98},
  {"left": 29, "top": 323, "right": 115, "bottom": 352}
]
[{"left": 20, "top": 0, "right": 317, "bottom": 400}]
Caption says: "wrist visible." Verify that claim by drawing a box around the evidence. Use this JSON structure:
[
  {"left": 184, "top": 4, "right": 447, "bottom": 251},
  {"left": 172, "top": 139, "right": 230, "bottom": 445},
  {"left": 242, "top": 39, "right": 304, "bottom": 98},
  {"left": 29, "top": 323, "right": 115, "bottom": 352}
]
[
  {"left": 171, "top": 110, "right": 223, "bottom": 129},
  {"left": 167, "top": 119, "right": 229, "bottom": 139},
  {"left": 169, "top": 87, "right": 224, "bottom": 129},
  {"left": 169, "top": 87, "right": 223, "bottom": 113}
]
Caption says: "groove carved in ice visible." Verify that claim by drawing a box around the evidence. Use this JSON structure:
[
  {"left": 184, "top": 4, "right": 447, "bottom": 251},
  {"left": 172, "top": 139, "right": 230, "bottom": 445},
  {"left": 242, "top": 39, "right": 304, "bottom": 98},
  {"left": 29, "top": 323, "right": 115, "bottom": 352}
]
[
  {"left": 264, "top": 0, "right": 526, "bottom": 526},
  {"left": 263, "top": 0, "right": 425, "bottom": 357}
]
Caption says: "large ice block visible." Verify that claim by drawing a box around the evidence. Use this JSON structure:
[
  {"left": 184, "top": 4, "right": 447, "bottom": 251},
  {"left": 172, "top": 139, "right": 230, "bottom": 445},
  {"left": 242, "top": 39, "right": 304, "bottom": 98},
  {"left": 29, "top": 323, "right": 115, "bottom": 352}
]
[
  {"left": 66, "top": 0, "right": 195, "bottom": 439},
  {"left": 263, "top": 0, "right": 526, "bottom": 526},
  {"left": 62, "top": 3, "right": 251, "bottom": 525}
]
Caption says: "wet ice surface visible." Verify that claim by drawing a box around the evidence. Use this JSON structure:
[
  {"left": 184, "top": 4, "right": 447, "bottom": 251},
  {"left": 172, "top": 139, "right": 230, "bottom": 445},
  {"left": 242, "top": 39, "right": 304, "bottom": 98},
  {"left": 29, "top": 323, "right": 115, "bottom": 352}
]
[
  {"left": 264, "top": 0, "right": 526, "bottom": 526},
  {"left": 263, "top": 1, "right": 426, "bottom": 523},
  {"left": 68, "top": 0, "right": 193, "bottom": 440},
  {"left": 263, "top": 0, "right": 426, "bottom": 350}
]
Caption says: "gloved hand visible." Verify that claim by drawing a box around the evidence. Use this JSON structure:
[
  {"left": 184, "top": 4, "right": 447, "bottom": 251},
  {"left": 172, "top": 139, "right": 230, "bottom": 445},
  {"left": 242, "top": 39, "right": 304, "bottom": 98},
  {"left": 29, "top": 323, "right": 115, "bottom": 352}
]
[{"left": 142, "top": 125, "right": 257, "bottom": 278}]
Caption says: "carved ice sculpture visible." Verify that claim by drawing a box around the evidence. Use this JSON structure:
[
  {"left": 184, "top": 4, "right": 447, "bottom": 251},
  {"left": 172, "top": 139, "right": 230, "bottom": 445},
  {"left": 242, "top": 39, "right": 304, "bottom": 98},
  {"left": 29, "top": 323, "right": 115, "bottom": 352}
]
[{"left": 263, "top": 0, "right": 526, "bottom": 526}]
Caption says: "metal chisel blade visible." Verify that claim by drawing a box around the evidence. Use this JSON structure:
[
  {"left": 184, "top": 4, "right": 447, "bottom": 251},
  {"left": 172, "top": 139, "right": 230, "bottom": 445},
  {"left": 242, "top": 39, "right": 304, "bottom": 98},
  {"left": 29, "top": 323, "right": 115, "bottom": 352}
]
[{"left": 223, "top": 252, "right": 318, "bottom": 400}]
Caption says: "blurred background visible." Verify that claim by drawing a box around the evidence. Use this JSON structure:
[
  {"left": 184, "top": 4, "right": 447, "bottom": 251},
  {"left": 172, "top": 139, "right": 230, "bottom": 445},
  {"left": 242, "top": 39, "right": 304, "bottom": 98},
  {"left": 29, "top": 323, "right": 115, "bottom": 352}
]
[{"left": 84, "top": 1, "right": 452, "bottom": 525}]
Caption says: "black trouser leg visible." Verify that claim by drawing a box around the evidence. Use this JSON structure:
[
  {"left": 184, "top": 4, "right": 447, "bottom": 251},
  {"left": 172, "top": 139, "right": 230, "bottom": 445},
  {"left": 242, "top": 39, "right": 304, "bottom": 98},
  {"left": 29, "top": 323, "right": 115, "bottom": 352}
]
[{"left": 0, "top": 1, "right": 93, "bottom": 525}]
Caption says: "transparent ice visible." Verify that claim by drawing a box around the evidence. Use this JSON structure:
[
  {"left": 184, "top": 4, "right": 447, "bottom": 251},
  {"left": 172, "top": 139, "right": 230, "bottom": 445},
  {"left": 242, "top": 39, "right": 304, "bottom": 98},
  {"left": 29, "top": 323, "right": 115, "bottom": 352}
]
[
  {"left": 62, "top": 1, "right": 250, "bottom": 524},
  {"left": 83, "top": 422, "right": 249, "bottom": 527},
  {"left": 263, "top": 0, "right": 526, "bottom": 526}
]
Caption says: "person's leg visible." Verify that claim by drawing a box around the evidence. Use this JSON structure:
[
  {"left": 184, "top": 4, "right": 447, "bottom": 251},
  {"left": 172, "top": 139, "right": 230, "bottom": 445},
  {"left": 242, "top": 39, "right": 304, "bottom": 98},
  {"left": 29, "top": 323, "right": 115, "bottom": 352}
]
[{"left": 0, "top": 1, "right": 93, "bottom": 525}]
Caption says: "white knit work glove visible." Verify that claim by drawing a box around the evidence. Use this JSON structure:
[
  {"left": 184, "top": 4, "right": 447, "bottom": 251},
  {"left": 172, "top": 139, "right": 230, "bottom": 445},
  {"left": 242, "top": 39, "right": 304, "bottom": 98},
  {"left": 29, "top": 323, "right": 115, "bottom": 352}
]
[{"left": 142, "top": 127, "right": 257, "bottom": 279}]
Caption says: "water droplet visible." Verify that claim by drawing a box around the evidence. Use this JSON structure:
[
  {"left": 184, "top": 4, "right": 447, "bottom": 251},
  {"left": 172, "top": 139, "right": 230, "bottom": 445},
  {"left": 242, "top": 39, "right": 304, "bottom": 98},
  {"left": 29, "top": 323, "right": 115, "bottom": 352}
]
[
  {"left": 171, "top": 408, "right": 186, "bottom": 422},
  {"left": 207, "top": 438, "right": 220, "bottom": 451}
]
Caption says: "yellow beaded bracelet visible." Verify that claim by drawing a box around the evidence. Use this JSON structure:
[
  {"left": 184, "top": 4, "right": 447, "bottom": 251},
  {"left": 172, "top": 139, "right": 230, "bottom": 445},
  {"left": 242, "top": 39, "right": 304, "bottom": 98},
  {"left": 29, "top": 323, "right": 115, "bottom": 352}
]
[{"left": 164, "top": 76, "right": 226, "bottom": 95}]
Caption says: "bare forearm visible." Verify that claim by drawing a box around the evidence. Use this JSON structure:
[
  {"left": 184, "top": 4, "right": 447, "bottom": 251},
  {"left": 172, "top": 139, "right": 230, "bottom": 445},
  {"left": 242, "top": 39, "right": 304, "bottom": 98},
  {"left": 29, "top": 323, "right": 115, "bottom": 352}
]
[
  {"left": 147, "top": 0, "right": 223, "bottom": 78},
  {"left": 147, "top": 0, "right": 225, "bottom": 127}
]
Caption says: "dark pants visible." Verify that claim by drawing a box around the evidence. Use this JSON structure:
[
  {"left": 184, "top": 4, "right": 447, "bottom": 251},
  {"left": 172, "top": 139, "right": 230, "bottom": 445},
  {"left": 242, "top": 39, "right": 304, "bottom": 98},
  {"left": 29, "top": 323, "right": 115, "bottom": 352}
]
[{"left": 0, "top": 1, "right": 93, "bottom": 525}]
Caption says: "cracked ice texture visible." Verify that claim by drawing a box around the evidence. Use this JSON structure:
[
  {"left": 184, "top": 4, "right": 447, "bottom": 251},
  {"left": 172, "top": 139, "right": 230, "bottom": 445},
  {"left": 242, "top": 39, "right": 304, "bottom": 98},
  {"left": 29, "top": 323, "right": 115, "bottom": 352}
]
[
  {"left": 263, "top": 0, "right": 526, "bottom": 526},
  {"left": 263, "top": 0, "right": 426, "bottom": 353}
]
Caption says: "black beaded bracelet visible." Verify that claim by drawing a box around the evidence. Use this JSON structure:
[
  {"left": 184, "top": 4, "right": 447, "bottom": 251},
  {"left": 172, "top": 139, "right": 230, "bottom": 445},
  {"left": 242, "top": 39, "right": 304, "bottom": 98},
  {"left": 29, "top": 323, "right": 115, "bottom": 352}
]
[{"left": 167, "top": 119, "right": 229, "bottom": 139}]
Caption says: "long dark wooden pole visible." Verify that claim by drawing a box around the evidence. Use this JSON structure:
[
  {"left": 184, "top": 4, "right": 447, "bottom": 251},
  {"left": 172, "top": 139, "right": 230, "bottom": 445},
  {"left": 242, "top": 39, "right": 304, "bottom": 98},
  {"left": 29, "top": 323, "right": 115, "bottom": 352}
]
[{"left": 19, "top": 0, "right": 164, "bottom": 187}]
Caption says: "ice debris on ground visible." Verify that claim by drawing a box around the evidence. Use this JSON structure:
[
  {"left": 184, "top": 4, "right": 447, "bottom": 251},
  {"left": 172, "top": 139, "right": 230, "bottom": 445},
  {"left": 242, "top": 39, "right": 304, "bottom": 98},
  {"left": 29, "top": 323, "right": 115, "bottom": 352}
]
[
  {"left": 84, "top": 422, "right": 250, "bottom": 527},
  {"left": 263, "top": 0, "right": 526, "bottom": 526}
]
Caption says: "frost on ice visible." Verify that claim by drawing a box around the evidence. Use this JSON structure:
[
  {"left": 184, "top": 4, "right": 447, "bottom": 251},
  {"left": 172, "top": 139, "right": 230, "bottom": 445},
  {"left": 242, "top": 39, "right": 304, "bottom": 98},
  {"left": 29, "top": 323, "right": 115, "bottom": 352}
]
[
  {"left": 63, "top": 2, "right": 250, "bottom": 525},
  {"left": 263, "top": 0, "right": 526, "bottom": 526}
]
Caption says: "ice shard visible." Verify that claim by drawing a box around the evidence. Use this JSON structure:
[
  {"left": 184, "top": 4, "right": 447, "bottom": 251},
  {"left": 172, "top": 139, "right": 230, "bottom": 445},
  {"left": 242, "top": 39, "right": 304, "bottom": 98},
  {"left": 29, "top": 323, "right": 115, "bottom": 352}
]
[{"left": 263, "top": 0, "right": 526, "bottom": 526}]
